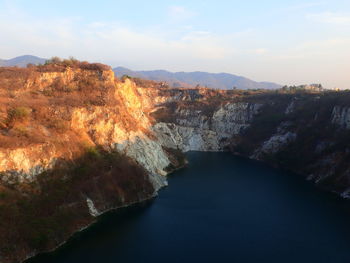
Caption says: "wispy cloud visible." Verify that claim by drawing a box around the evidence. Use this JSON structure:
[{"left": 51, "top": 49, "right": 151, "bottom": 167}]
[
  {"left": 0, "top": 1, "right": 349, "bottom": 89},
  {"left": 0, "top": 9, "right": 233, "bottom": 64},
  {"left": 307, "top": 12, "right": 350, "bottom": 25},
  {"left": 168, "top": 6, "right": 196, "bottom": 22},
  {"left": 275, "top": 37, "right": 350, "bottom": 59}
]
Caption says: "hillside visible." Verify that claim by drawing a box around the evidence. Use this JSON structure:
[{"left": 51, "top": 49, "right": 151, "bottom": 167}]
[
  {"left": 0, "top": 61, "right": 175, "bottom": 263},
  {"left": 0, "top": 55, "right": 46, "bottom": 67},
  {"left": 0, "top": 61, "right": 349, "bottom": 263},
  {"left": 114, "top": 67, "right": 282, "bottom": 90}
]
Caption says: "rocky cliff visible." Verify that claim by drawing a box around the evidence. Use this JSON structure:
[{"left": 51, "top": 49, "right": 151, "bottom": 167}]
[
  {"left": 150, "top": 88, "right": 350, "bottom": 196},
  {"left": 0, "top": 63, "right": 349, "bottom": 263},
  {"left": 0, "top": 64, "right": 177, "bottom": 262}
]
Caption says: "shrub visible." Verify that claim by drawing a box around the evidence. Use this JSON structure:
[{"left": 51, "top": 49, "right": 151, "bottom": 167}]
[
  {"left": 62, "top": 57, "right": 79, "bottom": 67},
  {"left": 121, "top": 75, "right": 132, "bottom": 81},
  {"left": 6, "top": 107, "right": 31, "bottom": 128},
  {"left": 84, "top": 145, "right": 102, "bottom": 159},
  {"left": 45, "top": 56, "right": 62, "bottom": 65},
  {"left": 39, "top": 57, "right": 111, "bottom": 72},
  {"left": 42, "top": 89, "right": 53, "bottom": 96},
  {"left": 48, "top": 119, "right": 69, "bottom": 133},
  {"left": 0, "top": 192, "right": 8, "bottom": 200},
  {"left": 13, "top": 126, "right": 29, "bottom": 137},
  {"left": 0, "top": 119, "right": 6, "bottom": 129}
]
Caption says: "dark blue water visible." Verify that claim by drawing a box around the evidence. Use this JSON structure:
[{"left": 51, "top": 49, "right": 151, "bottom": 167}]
[{"left": 29, "top": 152, "right": 350, "bottom": 263}]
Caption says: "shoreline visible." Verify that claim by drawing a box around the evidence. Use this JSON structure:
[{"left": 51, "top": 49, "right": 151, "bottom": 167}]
[
  {"left": 16, "top": 151, "right": 350, "bottom": 263},
  {"left": 23, "top": 193, "right": 158, "bottom": 263}
]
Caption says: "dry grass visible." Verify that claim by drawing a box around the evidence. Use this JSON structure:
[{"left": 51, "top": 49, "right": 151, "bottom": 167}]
[{"left": 0, "top": 62, "right": 117, "bottom": 149}]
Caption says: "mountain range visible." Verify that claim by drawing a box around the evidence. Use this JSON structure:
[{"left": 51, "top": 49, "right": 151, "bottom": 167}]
[
  {"left": 113, "top": 67, "right": 281, "bottom": 90},
  {"left": 0, "top": 55, "right": 47, "bottom": 67},
  {"left": 0, "top": 55, "right": 281, "bottom": 90}
]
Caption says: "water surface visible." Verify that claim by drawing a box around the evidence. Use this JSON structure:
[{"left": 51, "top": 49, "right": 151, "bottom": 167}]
[{"left": 29, "top": 152, "right": 350, "bottom": 263}]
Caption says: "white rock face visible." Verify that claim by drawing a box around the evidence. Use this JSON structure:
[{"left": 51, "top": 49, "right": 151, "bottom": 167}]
[
  {"left": 153, "top": 123, "right": 220, "bottom": 152},
  {"left": 153, "top": 102, "right": 262, "bottom": 152},
  {"left": 341, "top": 189, "right": 350, "bottom": 199},
  {"left": 176, "top": 109, "right": 210, "bottom": 129},
  {"left": 112, "top": 131, "right": 170, "bottom": 191},
  {"left": 259, "top": 132, "right": 296, "bottom": 154},
  {"left": 331, "top": 106, "right": 350, "bottom": 129},
  {"left": 113, "top": 132, "right": 170, "bottom": 176},
  {"left": 0, "top": 144, "right": 61, "bottom": 184},
  {"left": 285, "top": 100, "right": 295, "bottom": 114},
  {"left": 211, "top": 103, "right": 262, "bottom": 139},
  {"left": 86, "top": 197, "right": 100, "bottom": 217},
  {"left": 249, "top": 120, "right": 297, "bottom": 159}
]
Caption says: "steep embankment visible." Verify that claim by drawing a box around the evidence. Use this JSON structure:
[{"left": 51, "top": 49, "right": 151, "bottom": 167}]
[
  {"left": 0, "top": 64, "right": 349, "bottom": 263},
  {"left": 150, "top": 88, "right": 350, "bottom": 196},
  {"left": 0, "top": 64, "right": 182, "bottom": 263}
]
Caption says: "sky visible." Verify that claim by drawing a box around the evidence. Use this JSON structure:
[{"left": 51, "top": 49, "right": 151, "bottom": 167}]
[{"left": 0, "top": 0, "right": 349, "bottom": 89}]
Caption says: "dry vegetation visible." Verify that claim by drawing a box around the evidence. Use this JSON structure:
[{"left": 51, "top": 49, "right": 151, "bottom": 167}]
[
  {"left": 0, "top": 61, "right": 162, "bottom": 262},
  {"left": 0, "top": 149, "right": 153, "bottom": 262},
  {"left": 0, "top": 59, "right": 115, "bottom": 148},
  {"left": 37, "top": 56, "right": 111, "bottom": 72}
]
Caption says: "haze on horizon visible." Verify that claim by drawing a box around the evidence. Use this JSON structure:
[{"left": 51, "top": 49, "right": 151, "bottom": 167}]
[{"left": 0, "top": 0, "right": 349, "bottom": 89}]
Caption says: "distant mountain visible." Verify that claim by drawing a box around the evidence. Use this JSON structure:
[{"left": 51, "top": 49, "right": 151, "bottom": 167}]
[
  {"left": 114, "top": 67, "right": 282, "bottom": 90},
  {"left": 1, "top": 57, "right": 281, "bottom": 89},
  {"left": 0, "top": 55, "right": 47, "bottom": 67}
]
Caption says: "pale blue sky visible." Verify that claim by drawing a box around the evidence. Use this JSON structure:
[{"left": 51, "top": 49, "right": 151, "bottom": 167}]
[{"left": 0, "top": 0, "right": 350, "bottom": 88}]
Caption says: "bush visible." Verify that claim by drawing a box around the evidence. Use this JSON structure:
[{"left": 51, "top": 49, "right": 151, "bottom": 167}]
[
  {"left": 121, "top": 75, "right": 132, "bottom": 81},
  {"left": 13, "top": 126, "right": 29, "bottom": 137},
  {"left": 39, "top": 57, "right": 111, "bottom": 72},
  {"left": 6, "top": 107, "right": 31, "bottom": 128},
  {"left": 84, "top": 145, "right": 102, "bottom": 159},
  {"left": 0, "top": 119, "right": 6, "bottom": 129},
  {"left": 45, "top": 56, "right": 62, "bottom": 65},
  {"left": 48, "top": 119, "right": 69, "bottom": 133}
]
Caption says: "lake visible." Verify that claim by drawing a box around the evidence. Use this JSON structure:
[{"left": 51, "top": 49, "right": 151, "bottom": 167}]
[{"left": 28, "top": 152, "right": 350, "bottom": 263}]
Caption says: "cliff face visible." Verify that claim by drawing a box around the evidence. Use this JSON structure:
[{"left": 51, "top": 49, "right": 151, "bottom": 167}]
[
  {"left": 1, "top": 65, "right": 350, "bottom": 263},
  {"left": 0, "top": 68, "right": 170, "bottom": 189},
  {"left": 151, "top": 89, "right": 350, "bottom": 196},
  {"left": 0, "top": 66, "right": 174, "bottom": 262},
  {"left": 153, "top": 102, "right": 262, "bottom": 151}
]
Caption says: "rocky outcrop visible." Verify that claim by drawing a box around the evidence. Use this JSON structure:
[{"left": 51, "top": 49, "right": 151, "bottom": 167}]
[
  {"left": 331, "top": 106, "right": 350, "bottom": 129},
  {"left": 0, "top": 143, "right": 59, "bottom": 184},
  {"left": 0, "top": 73, "right": 171, "bottom": 189},
  {"left": 0, "top": 66, "right": 174, "bottom": 263},
  {"left": 254, "top": 131, "right": 297, "bottom": 157},
  {"left": 211, "top": 103, "right": 262, "bottom": 137},
  {"left": 153, "top": 102, "right": 262, "bottom": 152},
  {"left": 151, "top": 91, "right": 350, "bottom": 199},
  {"left": 153, "top": 122, "right": 220, "bottom": 151}
]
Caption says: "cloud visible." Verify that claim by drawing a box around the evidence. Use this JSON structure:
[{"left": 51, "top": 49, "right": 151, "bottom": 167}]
[
  {"left": 0, "top": 3, "right": 349, "bottom": 89},
  {"left": 0, "top": 9, "right": 233, "bottom": 65},
  {"left": 274, "top": 37, "right": 350, "bottom": 60},
  {"left": 307, "top": 12, "right": 350, "bottom": 26},
  {"left": 84, "top": 24, "right": 232, "bottom": 61},
  {"left": 168, "top": 6, "right": 196, "bottom": 22}
]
